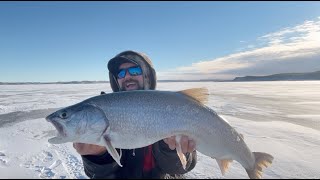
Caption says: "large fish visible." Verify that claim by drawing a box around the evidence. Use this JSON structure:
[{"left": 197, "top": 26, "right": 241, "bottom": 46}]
[{"left": 45, "top": 88, "right": 274, "bottom": 179}]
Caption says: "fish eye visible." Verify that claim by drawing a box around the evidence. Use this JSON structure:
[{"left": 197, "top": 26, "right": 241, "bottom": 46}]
[{"left": 60, "top": 112, "right": 67, "bottom": 119}]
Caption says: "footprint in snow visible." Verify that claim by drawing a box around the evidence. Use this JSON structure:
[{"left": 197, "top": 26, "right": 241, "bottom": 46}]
[{"left": 0, "top": 152, "right": 8, "bottom": 167}]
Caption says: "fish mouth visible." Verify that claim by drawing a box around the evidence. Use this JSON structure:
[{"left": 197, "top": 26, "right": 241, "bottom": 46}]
[
  {"left": 46, "top": 113, "right": 65, "bottom": 137},
  {"left": 48, "top": 119, "right": 66, "bottom": 138},
  {"left": 46, "top": 118, "right": 68, "bottom": 144}
]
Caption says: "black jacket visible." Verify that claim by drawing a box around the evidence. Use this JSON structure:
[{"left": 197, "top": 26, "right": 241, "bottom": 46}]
[{"left": 81, "top": 140, "right": 197, "bottom": 179}]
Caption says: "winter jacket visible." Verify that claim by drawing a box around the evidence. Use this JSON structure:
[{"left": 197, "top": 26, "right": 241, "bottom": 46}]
[{"left": 81, "top": 140, "right": 197, "bottom": 179}]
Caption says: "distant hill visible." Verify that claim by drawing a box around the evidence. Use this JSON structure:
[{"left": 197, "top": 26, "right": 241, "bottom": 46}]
[{"left": 233, "top": 71, "right": 320, "bottom": 81}]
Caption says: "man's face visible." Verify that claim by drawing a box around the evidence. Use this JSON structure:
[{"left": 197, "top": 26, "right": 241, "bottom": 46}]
[{"left": 117, "top": 62, "right": 144, "bottom": 91}]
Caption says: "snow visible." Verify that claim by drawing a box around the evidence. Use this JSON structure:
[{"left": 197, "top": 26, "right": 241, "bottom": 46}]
[{"left": 0, "top": 81, "right": 319, "bottom": 178}]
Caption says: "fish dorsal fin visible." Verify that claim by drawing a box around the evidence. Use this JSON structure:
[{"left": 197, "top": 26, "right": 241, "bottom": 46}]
[{"left": 178, "top": 88, "right": 209, "bottom": 104}]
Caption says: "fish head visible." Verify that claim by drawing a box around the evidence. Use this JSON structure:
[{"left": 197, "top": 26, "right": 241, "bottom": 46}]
[{"left": 45, "top": 103, "right": 109, "bottom": 144}]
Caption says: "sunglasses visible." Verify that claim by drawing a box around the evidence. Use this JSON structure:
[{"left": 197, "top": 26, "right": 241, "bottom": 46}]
[{"left": 117, "top": 66, "right": 143, "bottom": 79}]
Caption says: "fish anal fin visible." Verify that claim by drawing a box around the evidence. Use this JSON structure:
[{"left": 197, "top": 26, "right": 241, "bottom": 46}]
[
  {"left": 175, "top": 135, "right": 187, "bottom": 170},
  {"left": 216, "top": 159, "right": 233, "bottom": 175}
]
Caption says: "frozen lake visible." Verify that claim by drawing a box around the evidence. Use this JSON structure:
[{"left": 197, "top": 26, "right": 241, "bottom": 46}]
[{"left": 0, "top": 81, "right": 319, "bottom": 178}]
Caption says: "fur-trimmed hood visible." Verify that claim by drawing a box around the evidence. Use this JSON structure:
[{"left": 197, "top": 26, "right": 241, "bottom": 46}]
[{"left": 107, "top": 50, "right": 157, "bottom": 92}]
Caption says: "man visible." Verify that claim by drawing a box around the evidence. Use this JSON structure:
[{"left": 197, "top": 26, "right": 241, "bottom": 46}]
[{"left": 73, "top": 50, "right": 197, "bottom": 179}]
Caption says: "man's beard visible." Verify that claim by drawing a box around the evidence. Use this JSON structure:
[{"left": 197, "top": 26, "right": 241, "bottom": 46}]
[{"left": 120, "top": 79, "right": 143, "bottom": 91}]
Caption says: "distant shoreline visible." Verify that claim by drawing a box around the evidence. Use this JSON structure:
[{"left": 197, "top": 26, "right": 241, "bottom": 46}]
[
  {"left": 0, "top": 80, "right": 229, "bottom": 85},
  {"left": 1, "top": 79, "right": 320, "bottom": 85},
  {"left": 1, "top": 71, "right": 320, "bottom": 85}
]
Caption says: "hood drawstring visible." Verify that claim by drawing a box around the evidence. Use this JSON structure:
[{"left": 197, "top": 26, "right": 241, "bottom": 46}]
[{"left": 132, "top": 149, "right": 135, "bottom": 156}]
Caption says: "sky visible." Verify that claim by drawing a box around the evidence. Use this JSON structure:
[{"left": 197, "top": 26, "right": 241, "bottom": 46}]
[{"left": 0, "top": 1, "right": 320, "bottom": 82}]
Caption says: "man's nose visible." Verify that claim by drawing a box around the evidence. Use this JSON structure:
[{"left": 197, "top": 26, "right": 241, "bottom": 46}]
[{"left": 123, "top": 70, "right": 132, "bottom": 80}]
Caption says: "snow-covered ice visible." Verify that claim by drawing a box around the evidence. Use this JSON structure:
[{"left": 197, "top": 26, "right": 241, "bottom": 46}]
[{"left": 0, "top": 81, "right": 319, "bottom": 178}]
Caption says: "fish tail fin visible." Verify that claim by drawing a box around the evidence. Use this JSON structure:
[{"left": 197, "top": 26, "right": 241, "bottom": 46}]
[{"left": 246, "top": 152, "right": 274, "bottom": 179}]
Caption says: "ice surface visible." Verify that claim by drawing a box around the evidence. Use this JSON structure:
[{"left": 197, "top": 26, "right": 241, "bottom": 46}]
[{"left": 0, "top": 81, "right": 319, "bottom": 178}]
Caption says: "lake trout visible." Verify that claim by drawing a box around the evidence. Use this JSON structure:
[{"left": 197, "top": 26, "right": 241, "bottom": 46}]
[{"left": 45, "top": 88, "right": 274, "bottom": 179}]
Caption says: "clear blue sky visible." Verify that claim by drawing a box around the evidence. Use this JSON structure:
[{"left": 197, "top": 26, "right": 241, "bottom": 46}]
[{"left": 1, "top": 2, "right": 320, "bottom": 82}]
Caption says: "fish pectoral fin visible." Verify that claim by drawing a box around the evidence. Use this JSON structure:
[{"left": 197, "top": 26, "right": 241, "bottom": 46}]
[
  {"left": 102, "top": 134, "right": 123, "bottom": 167},
  {"left": 48, "top": 137, "right": 65, "bottom": 144},
  {"left": 216, "top": 159, "right": 233, "bottom": 175},
  {"left": 175, "top": 135, "right": 187, "bottom": 170}
]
